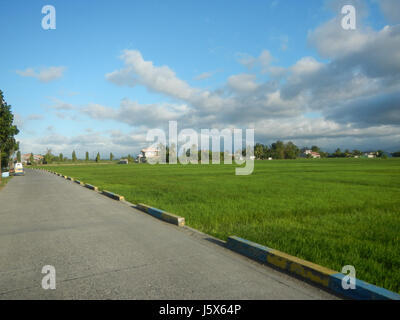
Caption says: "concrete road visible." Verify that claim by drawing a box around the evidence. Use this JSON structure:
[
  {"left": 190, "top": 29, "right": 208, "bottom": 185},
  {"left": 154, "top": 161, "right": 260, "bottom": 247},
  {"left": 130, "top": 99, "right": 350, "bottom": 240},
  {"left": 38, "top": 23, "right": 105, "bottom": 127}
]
[{"left": 0, "top": 169, "right": 337, "bottom": 299}]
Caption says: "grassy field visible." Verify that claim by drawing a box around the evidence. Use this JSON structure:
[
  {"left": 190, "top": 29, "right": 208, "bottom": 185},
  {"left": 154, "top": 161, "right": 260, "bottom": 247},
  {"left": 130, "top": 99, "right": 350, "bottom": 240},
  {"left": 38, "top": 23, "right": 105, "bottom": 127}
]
[
  {"left": 0, "top": 176, "right": 12, "bottom": 191},
  {"left": 39, "top": 158, "right": 400, "bottom": 293}
]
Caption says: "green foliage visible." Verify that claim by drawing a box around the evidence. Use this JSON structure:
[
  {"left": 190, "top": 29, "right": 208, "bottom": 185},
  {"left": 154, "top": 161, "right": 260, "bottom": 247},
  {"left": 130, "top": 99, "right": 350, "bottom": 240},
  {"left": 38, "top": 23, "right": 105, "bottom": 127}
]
[
  {"left": 43, "top": 149, "right": 54, "bottom": 164},
  {"left": 0, "top": 90, "right": 19, "bottom": 174},
  {"left": 29, "top": 152, "right": 34, "bottom": 164},
  {"left": 353, "top": 149, "right": 362, "bottom": 157},
  {"left": 16, "top": 150, "right": 21, "bottom": 162},
  {"left": 95, "top": 152, "right": 100, "bottom": 162},
  {"left": 85, "top": 151, "right": 89, "bottom": 161},
  {"left": 311, "top": 145, "right": 320, "bottom": 153},
  {"left": 72, "top": 150, "right": 77, "bottom": 162},
  {"left": 110, "top": 152, "right": 114, "bottom": 161},
  {"left": 254, "top": 141, "right": 299, "bottom": 159}
]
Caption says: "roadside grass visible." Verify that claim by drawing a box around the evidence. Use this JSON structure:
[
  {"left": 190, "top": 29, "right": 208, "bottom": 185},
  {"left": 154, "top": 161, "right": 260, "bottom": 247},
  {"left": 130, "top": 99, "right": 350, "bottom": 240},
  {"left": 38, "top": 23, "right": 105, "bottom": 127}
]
[
  {"left": 0, "top": 176, "right": 12, "bottom": 191},
  {"left": 40, "top": 158, "right": 400, "bottom": 293}
]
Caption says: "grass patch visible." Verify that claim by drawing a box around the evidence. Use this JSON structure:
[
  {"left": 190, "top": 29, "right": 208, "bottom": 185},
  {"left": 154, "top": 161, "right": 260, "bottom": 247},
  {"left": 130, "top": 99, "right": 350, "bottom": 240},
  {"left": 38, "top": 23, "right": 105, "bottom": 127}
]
[
  {"left": 0, "top": 175, "right": 12, "bottom": 191},
  {"left": 40, "top": 158, "right": 400, "bottom": 293}
]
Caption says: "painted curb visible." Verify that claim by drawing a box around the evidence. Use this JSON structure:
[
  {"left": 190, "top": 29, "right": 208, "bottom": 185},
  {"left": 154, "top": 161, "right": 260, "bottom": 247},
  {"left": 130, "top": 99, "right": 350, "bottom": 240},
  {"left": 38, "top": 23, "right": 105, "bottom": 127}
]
[
  {"left": 102, "top": 190, "right": 125, "bottom": 201},
  {"left": 137, "top": 203, "right": 185, "bottom": 227},
  {"left": 226, "top": 236, "right": 400, "bottom": 300},
  {"left": 67, "top": 177, "right": 75, "bottom": 181},
  {"left": 75, "top": 180, "right": 84, "bottom": 185},
  {"left": 85, "top": 183, "right": 98, "bottom": 192}
]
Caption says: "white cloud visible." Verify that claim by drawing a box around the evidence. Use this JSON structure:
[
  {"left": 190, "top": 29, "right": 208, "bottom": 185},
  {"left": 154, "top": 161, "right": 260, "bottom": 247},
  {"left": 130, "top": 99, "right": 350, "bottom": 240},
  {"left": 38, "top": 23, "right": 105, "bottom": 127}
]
[
  {"left": 18, "top": 129, "right": 150, "bottom": 158},
  {"left": 81, "top": 99, "right": 190, "bottom": 128},
  {"left": 291, "top": 57, "right": 323, "bottom": 75},
  {"left": 48, "top": 98, "right": 75, "bottom": 110},
  {"left": 16, "top": 66, "right": 66, "bottom": 83},
  {"left": 375, "top": 0, "right": 400, "bottom": 23},
  {"left": 78, "top": 8, "right": 400, "bottom": 153},
  {"left": 227, "top": 74, "right": 259, "bottom": 93},
  {"left": 27, "top": 114, "right": 44, "bottom": 120},
  {"left": 237, "top": 50, "right": 274, "bottom": 73},
  {"left": 106, "top": 50, "right": 198, "bottom": 101},
  {"left": 194, "top": 71, "right": 213, "bottom": 80}
]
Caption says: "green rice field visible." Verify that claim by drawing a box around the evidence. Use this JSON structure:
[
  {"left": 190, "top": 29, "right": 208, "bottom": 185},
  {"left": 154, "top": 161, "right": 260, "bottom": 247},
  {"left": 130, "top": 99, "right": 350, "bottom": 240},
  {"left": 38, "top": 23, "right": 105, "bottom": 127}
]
[{"left": 39, "top": 158, "right": 400, "bottom": 293}]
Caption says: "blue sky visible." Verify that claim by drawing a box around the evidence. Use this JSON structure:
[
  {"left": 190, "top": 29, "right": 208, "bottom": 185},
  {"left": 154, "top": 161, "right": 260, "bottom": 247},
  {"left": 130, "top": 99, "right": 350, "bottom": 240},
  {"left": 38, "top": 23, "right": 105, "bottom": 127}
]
[{"left": 0, "top": 0, "right": 399, "bottom": 158}]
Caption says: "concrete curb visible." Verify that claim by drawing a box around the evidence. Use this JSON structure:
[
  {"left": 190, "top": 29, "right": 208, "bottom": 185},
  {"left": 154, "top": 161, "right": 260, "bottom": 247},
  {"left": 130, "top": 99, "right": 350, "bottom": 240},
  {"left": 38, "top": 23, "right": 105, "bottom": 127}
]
[
  {"left": 75, "top": 180, "right": 84, "bottom": 185},
  {"left": 85, "top": 183, "right": 99, "bottom": 192},
  {"left": 136, "top": 203, "right": 185, "bottom": 227},
  {"left": 67, "top": 177, "right": 74, "bottom": 181},
  {"left": 226, "top": 236, "right": 400, "bottom": 300},
  {"left": 102, "top": 190, "right": 125, "bottom": 201}
]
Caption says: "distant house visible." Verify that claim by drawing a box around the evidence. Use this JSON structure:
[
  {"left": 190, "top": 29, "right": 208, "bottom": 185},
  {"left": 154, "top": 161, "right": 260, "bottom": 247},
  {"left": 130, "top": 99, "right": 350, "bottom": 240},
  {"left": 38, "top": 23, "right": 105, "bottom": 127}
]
[
  {"left": 364, "top": 152, "right": 377, "bottom": 158},
  {"left": 21, "top": 153, "right": 30, "bottom": 164},
  {"left": 34, "top": 155, "right": 44, "bottom": 163},
  {"left": 119, "top": 159, "right": 129, "bottom": 164},
  {"left": 303, "top": 150, "right": 321, "bottom": 158},
  {"left": 138, "top": 147, "right": 160, "bottom": 163},
  {"left": 21, "top": 153, "right": 43, "bottom": 165}
]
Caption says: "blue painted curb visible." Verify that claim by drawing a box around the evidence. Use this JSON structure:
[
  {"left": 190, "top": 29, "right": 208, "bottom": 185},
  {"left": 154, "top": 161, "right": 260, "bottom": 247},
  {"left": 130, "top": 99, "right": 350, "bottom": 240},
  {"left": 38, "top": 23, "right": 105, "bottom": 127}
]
[
  {"left": 329, "top": 273, "right": 400, "bottom": 300},
  {"left": 137, "top": 203, "right": 185, "bottom": 226},
  {"left": 226, "top": 236, "right": 400, "bottom": 300},
  {"left": 85, "top": 184, "right": 98, "bottom": 191},
  {"left": 102, "top": 190, "right": 124, "bottom": 201}
]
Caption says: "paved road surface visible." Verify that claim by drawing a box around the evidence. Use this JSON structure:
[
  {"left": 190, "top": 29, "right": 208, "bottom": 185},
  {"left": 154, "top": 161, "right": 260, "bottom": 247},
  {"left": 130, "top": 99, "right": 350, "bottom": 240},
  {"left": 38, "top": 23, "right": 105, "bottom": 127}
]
[{"left": 0, "top": 169, "right": 337, "bottom": 299}]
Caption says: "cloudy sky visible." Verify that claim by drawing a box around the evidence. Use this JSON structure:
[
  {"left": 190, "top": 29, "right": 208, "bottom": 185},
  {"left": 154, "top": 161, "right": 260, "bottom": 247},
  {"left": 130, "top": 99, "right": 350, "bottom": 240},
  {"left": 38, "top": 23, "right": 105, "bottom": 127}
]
[{"left": 1, "top": 0, "right": 399, "bottom": 158}]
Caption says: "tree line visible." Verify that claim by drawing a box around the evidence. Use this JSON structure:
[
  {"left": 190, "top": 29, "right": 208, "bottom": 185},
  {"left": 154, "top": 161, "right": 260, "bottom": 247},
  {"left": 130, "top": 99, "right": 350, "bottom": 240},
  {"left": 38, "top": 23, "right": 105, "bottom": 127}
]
[
  {"left": 33, "top": 150, "right": 115, "bottom": 164},
  {"left": 32, "top": 143, "right": 400, "bottom": 165},
  {"left": 0, "top": 90, "right": 19, "bottom": 182}
]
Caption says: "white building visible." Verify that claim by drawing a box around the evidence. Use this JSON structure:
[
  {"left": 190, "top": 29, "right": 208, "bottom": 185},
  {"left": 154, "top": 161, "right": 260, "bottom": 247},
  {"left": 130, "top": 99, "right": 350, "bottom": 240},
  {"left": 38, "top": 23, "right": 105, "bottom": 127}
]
[
  {"left": 303, "top": 150, "right": 321, "bottom": 158},
  {"left": 365, "top": 152, "right": 377, "bottom": 158},
  {"left": 138, "top": 147, "right": 160, "bottom": 162}
]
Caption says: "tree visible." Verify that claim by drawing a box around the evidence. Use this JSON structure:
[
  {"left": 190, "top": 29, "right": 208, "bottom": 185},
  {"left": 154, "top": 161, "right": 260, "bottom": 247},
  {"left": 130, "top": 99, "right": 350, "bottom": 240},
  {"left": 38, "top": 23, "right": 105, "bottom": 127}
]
[
  {"left": 352, "top": 150, "right": 362, "bottom": 157},
  {"left": 284, "top": 141, "right": 300, "bottom": 159},
  {"left": 85, "top": 151, "right": 89, "bottom": 161},
  {"left": 72, "top": 150, "right": 77, "bottom": 162},
  {"left": 254, "top": 143, "right": 264, "bottom": 160},
  {"left": 59, "top": 153, "right": 63, "bottom": 162},
  {"left": 110, "top": 152, "right": 114, "bottom": 161},
  {"left": 271, "top": 141, "right": 285, "bottom": 159},
  {"left": 263, "top": 145, "right": 271, "bottom": 159},
  {"left": 29, "top": 153, "right": 34, "bottom": 165},
  {"left": 95, "top": 152, "right": 100, "bottom": 162},
  {"left": 0, "top": 90, "right": 19, "bottom": 181},
  {"left": 43, "top": 149, "right": 53, "bottom": 164},
  {"left": 334, "top": 148, "right": 344, "bottom": 158},
  {"left": 17, "top": 150, "right": 21, "bottom": 162}
]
